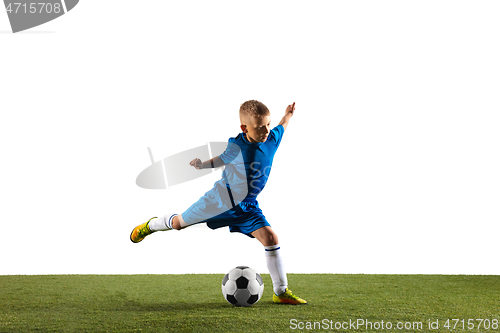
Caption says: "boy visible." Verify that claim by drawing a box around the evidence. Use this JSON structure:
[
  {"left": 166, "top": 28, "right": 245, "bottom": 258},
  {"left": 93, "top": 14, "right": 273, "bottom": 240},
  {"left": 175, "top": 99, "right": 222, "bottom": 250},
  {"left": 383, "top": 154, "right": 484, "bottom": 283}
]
[{"left": 131, "top": 100, "right": 307, "bottom": 304}]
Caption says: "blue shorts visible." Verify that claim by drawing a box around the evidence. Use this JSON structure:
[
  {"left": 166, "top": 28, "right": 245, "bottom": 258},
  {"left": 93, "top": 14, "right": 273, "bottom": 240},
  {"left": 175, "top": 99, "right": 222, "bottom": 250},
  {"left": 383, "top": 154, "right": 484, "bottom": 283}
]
[{"left": 181, "top": 183, "right": 270, "bottom": 238}]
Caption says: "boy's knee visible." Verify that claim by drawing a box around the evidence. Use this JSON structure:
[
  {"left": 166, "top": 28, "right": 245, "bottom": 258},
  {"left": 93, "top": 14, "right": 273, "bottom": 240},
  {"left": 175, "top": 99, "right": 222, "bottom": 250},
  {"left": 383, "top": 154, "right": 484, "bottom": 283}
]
[
  {"left": 270, "top": 233, "right": 279, "bottom": 245},
  {"left": 264, "top": 229, "right": 279, "bottom": 246},
  {"left": 252, "top": 226, "right": 279, "bottom": 246},
  {"left": 268, "top": 235, "right": 278, "bottom": 246}
]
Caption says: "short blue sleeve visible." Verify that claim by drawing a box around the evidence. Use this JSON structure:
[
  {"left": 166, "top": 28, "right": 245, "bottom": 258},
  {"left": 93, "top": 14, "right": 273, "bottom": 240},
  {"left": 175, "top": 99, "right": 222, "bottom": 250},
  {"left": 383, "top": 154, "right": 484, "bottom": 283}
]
[
  {"left": 269, "top": 125, "right": 285, "bottom": 147},
  {"left": 219, "top": 138, "right": 240, "bottom": 165}
]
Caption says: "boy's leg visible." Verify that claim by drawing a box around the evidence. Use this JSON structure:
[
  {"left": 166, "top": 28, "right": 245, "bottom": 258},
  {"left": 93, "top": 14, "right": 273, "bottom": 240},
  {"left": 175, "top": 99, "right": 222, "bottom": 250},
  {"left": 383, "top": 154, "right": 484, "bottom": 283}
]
[
  {"left": 151, "top": 214, "right": 189, "bottom": 231},
  {"left": 251, "top": 226, "right": 307, "bottom": 304},
  {"left": 171, "top": 214, "right": 189, "bottom": 230},
  {"left": 149, "top": 214, "right": 177, "bottom": 231},
  {"left": 131, "top": 184, "right": 229, "bottom": 243},
  {"left": 251, "top": 227, "right": 287, "bottom": 294},
  {"left": 130, "top": 213, "right": 180, "bottom": 243},
  {"left": 131, "top": 213, "right": 192, "bottom": 243}
]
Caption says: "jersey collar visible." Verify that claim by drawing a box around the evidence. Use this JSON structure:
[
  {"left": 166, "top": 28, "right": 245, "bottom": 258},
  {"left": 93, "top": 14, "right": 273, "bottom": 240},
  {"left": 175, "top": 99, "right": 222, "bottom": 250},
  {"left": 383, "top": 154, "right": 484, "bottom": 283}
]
[{"left": 242, "top": 133, "right": 265, "bottom": 146}]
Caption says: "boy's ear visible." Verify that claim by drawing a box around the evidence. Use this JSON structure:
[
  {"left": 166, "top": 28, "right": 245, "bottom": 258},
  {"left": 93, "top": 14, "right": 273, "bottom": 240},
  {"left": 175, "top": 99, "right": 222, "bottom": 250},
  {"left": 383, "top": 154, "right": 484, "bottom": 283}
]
[{"left": 240, "top": 124, "right": 247, "bottom": 133}]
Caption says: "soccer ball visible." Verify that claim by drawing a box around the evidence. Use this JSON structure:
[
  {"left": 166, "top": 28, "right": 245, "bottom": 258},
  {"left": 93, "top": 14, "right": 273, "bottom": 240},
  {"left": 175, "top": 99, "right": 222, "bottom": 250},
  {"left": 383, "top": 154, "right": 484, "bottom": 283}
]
[{"left": 221, "top": 266, "right": 264, "bottom": 307}]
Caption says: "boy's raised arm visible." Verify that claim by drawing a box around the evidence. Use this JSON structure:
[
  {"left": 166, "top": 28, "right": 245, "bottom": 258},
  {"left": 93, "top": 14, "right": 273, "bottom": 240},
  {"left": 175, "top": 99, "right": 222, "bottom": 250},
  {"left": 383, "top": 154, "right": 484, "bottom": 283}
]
[{"left": 278, "top": 102, "right": 295, "bottom": 131}]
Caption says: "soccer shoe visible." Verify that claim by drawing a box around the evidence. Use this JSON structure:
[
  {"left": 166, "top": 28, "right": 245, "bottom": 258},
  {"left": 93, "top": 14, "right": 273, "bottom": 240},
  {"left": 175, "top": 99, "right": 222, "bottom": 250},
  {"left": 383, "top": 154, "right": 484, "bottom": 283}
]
[
  {"left": 273, "top": 289, "right": 307, "bottom": 305},
  {"left": 130, "top": 217, "right": 157, "bottom": 243}
]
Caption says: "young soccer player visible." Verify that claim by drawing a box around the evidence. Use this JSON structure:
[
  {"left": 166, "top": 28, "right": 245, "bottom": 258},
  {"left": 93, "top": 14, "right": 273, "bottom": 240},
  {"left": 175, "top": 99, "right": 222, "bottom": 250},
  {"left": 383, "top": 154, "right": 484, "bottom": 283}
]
[{"left": 131, "top": 100, "right": 307, "bottom": 304}]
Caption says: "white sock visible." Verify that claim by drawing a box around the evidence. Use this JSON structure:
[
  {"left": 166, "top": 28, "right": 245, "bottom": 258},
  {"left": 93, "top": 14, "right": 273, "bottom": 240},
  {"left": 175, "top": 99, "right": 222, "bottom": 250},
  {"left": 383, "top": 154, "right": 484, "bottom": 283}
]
[
  {"left": 264, "top": 244, "right": 288, "bottom": 295},
  {"left": 149, "top": 214, "right": 177, "bottom": 231}
]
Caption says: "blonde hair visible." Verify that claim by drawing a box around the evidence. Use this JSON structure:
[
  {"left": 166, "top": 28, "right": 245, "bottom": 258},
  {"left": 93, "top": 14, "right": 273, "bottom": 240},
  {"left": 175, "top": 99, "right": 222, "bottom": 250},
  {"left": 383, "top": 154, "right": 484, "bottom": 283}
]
[{"left": 239, "top": 100, "right": 270, "bottom": 123}]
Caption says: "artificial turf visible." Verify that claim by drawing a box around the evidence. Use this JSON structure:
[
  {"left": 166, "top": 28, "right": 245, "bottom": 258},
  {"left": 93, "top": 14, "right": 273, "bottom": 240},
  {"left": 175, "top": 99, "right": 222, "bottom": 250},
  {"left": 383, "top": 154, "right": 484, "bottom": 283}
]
[{"left": 0, "top": 274, "right": 498, "bottom": 332}]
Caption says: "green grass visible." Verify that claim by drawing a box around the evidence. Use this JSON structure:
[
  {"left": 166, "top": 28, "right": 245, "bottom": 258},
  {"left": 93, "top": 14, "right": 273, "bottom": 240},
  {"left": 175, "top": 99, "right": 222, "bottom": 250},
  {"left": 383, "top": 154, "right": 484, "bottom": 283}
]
[{"left": 0, "top": 274, "right": 498, "bottom": 332}]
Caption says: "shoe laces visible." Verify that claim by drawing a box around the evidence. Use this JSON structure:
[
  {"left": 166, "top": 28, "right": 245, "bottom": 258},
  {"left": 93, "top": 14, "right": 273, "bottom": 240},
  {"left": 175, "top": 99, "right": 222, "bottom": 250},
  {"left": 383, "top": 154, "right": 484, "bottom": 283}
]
[
  {"left": 137, "top": 223, "right": 150, "bottom": 238},
  {"left": 282, "top": 289, "right": 300, "bottom": 300}
]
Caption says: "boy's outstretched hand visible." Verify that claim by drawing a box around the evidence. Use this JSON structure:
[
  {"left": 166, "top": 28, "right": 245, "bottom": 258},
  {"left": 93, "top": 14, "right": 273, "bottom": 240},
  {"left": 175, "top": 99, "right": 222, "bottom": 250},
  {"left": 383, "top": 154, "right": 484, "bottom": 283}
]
[
  {"left": 286, "top": 102, "right": 295, "bottom": 116},
  {"left": 279, "top": 102, "right": 295, "bottom": 131}
]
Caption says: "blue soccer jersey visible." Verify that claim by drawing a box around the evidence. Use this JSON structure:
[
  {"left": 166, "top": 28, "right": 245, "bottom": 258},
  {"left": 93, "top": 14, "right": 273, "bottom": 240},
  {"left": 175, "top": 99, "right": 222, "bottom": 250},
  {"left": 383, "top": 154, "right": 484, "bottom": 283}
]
[{"left": 218, "top": 124, "right": 285, "bottom": 202}]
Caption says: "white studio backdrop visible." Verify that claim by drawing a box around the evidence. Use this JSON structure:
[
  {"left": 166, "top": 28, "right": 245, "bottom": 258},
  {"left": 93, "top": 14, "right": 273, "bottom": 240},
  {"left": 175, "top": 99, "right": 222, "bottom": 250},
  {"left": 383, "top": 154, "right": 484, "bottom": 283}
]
[{"left": 1, "top": 1, "right": 499, "bottom": 275}]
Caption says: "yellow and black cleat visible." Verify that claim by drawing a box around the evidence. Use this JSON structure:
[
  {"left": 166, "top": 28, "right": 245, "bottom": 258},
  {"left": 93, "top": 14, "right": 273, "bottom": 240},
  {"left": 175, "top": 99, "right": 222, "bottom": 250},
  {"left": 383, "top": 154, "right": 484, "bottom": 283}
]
[{"left": 130, "top": 217, "right": 157, "bottom": 243}]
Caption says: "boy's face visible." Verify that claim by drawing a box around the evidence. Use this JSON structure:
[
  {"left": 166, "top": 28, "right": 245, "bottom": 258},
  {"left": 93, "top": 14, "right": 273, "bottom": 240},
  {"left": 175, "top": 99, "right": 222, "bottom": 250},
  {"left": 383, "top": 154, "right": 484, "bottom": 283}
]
[{"left": 240, "top": 115, "right": 271, "bottom": 143}]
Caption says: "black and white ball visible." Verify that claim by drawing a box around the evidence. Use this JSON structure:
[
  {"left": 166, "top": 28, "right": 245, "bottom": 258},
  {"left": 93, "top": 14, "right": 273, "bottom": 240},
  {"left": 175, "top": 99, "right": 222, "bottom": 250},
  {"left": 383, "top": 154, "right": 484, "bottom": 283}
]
[{"left": 221, "top": 266, "right": 264, "bottom": 307}]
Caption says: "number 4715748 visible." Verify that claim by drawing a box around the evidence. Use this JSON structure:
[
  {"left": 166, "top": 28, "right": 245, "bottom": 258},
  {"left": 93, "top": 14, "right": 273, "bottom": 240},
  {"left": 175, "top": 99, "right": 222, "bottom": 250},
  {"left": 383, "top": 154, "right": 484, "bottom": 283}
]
[{"left": 6, "top": 3, "right": 62, "bottom": 14}]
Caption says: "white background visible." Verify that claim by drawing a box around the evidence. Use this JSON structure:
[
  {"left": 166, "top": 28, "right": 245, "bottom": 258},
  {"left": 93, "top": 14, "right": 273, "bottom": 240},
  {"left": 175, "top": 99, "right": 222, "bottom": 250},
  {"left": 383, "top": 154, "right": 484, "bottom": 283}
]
[{"left": 1, "top": 1, "right": 499, "bottom": 275}]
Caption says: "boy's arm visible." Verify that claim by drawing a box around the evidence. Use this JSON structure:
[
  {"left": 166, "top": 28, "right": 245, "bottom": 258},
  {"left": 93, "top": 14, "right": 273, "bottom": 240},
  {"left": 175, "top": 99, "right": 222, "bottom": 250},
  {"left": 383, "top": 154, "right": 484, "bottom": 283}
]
[
  {"left": 278, "top": 102, "right": 295, "bottom": 131},
  {"left": 189, "top": 155, "right": 225, "bottom": 170}
]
